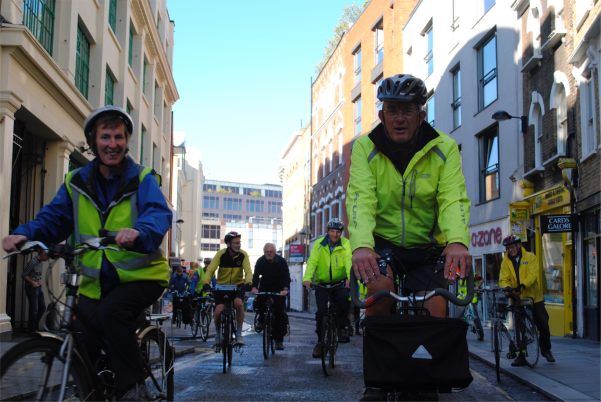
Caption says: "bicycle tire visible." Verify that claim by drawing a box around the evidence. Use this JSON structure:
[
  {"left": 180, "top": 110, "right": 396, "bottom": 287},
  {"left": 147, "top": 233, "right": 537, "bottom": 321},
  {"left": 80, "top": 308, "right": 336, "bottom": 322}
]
[
  {"left": 320, "top": 315, "right": 333, "bottom": 376},
  {"left": 221, "top": 314, "right": 229, "bottom": 374},
  {"left": 263, "top": 309, "right": 272, "bottom": 360},
  {"left": 521, "top": 314, "right": 540, "bottom": 368},
  {"left": 0, "top": 336, "right": 93, "bottom": 401},
  {"left": 191, "top": 308, "right": 200, "bottom": 338},
  {"left": 493, "top": 324, "right": 501, "bottom": 382},
  {"left": 329, "top": 315, "right": 338, "bottom": 369},
  {"left": 139, "top": 327, "right": 175, "bottom": 401},
  {"left": 175, "top": 310, "right": 182, "bottom": 329},
  {"left": 228, "top": 318, "right": 234, "bottom": 367},
  {"left": 200, "top": 309, "right": 210, "bottom": 342}
]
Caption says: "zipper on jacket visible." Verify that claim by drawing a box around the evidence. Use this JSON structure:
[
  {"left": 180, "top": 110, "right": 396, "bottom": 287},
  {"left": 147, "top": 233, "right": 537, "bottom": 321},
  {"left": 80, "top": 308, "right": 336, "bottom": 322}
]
[
  {"left": 401, "top": 179, "right": 406, "bottom": 244},
  {"left": 410, "top": 170, "right": 417, "bottom": 208}
]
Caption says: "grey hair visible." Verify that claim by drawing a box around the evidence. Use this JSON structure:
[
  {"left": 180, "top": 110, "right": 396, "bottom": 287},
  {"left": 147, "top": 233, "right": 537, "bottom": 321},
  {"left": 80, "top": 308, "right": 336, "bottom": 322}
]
[{"left": 263, "top": 243, "right": 276, "bottom": 252}]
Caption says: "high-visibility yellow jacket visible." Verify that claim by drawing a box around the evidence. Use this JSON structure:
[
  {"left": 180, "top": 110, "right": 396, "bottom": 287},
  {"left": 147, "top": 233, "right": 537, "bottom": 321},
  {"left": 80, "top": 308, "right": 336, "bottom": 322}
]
[
  {"left": 499, "top": 248, "right": 543, "bottom": 303},
  {"left": 346, "top": 124, "right": 470, "bottom": 251},
  {"left": 65, "top": 166, "right": 170, "bottom": 300},
  {"left": 303, "top": 235, "right": 352, "bottom": 284},
  {"left": 203, "top": 248, "right": 252, "bottom": 286}
]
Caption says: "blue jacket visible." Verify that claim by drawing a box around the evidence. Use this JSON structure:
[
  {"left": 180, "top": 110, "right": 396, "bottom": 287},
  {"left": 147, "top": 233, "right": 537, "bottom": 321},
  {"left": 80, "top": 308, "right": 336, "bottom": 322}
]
[
  {"left": 169, "top": 273, "right": 190, "bottom": 293},
  {"left": 12, "top": 156, "right": 172, "bottom": 295}
]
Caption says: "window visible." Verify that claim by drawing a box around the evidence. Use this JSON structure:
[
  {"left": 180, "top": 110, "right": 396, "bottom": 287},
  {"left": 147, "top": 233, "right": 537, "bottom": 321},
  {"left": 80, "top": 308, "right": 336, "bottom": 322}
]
[
  {"left": 533, "top": 103, "right": 543, "bottom": 168},
  {"left": 201, "top": 225, "right": 220, "bottom": 239},
  {"left": 246, "top": 199, "right": 264, "bottom": 213},
  {"left": 128, "top": 22, "right": 134, "bottom": 66},
  {"left": 354, "top": 97, "right": 362, "bottom": 136},
  {"left": 542, "top": 232, "right": 564, "bottom": 304},
  {"left": 583, "top": 211, "right": 599, "bottom": 308},
  {"left": 479, "top": 127, "right": 500, "bottom": 202},
  {"left": 108, "top": 0, "right": 117, "bottom": 32},
  {"left": 478, "top": 34, "right": 497, "bottom": 109},
  {"left": 23, "top": 0, "right": 55, "bottom": 55},
  {"left": 140, "top": 125, "right": 146, "bottom": 162},
  {"left": 126, "top": 100, "right": 133, "bottom": 115},
  {"left": 202, "top": 212, "right": 219, "bottom": 218},
  {"left": 201, "top": 243, "right": 220, "bottom": 251},
  {"left": 143, "top": 57, "right": 149, "bottom": 96},
  {"left": 265, "top": 190, "right": 282, "bottom": 198},
  {"left": 268, "top": 201, "right": 282, "bottom": 213},
  {"left": 152, "top": 142, "right": 158, "bottom": 172},
  {"left": 354, "top": 47, "right": 362, "bottom": 85},
  {"left": 75, "top": 24, "right": 90, "bottom": 99},
  {"left": 424, "top": 23, "right": 433, "bottom": 76},
  {"left": 221, "top": 185, "right": 239, "bottom": 194},
  {"left": 223, "top": 214, "right": 242, "bottom": 221},
  {"left": 374, "top": 76, "right": 383, "bottom": 116},
  {"left": 452, "top": 67, "right": 462, "bottom": 129},
  {"left": 203, "top": 184, "right": 217, "bottom": 192},
  {"left": 243, "top": 187, "right": 260, "bottom": 196},
  {"left": 154, "top": 81, "right": 161, "bottom": 117},
  {"left": 224, "top": 197, "right": 242, "bottom": 211},
  {"left": 484, "top": 0, "right": 495, "bottom": 13},
  {"left": 426, "top": 93, "right": 435, "bottom": 127},
  {"left": 553, "top": 84, "right": 568, "bottom": 155},
  {"left": 104, "top": 67, "right": 115, "bottom": 105},
  {"left": 374, "top": 20, "right": 384, "bottom": 65},
  {"left": 580, "top": 71, "right": 599, "bottom": 157},
  {"left": 203, "top": 196, "right": 219, "bottom": 209}
]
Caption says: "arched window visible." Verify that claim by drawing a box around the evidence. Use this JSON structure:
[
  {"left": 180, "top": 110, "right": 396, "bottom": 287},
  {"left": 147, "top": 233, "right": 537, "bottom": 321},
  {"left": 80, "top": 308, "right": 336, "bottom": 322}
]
[{"left": 550, "top": 72, "right": 570, "bottom": 156}]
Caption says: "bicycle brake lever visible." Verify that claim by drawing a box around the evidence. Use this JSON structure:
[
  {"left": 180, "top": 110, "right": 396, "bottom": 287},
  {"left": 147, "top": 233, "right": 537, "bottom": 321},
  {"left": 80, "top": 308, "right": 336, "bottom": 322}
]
[{"left": 3, "top": 241, "right": 49, "bottom": 259}]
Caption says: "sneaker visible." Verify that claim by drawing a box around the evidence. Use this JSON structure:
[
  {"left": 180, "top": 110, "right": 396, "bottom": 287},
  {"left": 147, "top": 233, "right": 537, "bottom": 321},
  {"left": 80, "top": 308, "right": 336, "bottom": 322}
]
[
  {"left": 360, "top": 387, "right": 387, "bottom": 401},
  {"left": 234, "top": 333, "right": 245, "bottom": 346},
  {"left": 118, "top": 382, "right": 152, "bottom": 401},
  {"left": 312, "top": 342, "right": 322, "bottom": 358},
  {"left": 275, "top": 341, "right": 284, "bottom": 350},
  {"left": 541, "top": 349, "right": 556, "bottom": 363},
  {"left": 511, "top": 354, "right": 528, "bottom": 367},
  {"left": 254, "top": 322, "right": 263, "bottom": 333}
]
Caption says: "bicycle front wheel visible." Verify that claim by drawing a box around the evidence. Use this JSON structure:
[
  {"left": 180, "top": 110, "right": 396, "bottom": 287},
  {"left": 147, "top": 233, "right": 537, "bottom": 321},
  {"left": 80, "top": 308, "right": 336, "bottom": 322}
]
[
  {"left": 139, "top": 327, "right": 175, "bottom": 401},
  {"left": 263, "top": 310, "right": 272, "bottom": 360},
  {"left": 521, "top": 314, "right": 540, "bottom": 368},
  {"left": 0, "top": 337, "right": 93, "bottom": 401},
  {"left": 199, "top": 309, "right": 210, "bottom": 342},
  {"left": 221, "top": 316, "right": 229, "bottom": 373},
  {"left": 320, "top": 316, "right": 335, "bottom": 376},
  {"left": 493, "top": 324, "right": 501, "bottom": 382},
  {"left": 191, "top": 309, "right": 200, "bottom": 338}
]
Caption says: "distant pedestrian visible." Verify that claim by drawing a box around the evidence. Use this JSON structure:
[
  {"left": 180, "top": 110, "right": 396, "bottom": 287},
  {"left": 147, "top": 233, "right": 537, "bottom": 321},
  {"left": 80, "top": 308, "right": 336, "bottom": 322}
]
[{"left": 22, "top": 250, "right": 49, "bottom": 332}]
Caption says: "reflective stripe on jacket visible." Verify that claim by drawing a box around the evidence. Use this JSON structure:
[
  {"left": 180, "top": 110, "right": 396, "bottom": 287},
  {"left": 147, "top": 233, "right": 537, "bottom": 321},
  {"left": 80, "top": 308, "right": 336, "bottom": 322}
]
[
  {"left": 203, "top": 248, "right": 252, "bottom": 286},
  {"left": 499, "top": 247, "right": 543, "bottom": 303},
  {"left": 65, "top": 167, "right": 170, "bottom": 300},
  {"left": 303, "top": 235, "right": 352, "bottom": 284},
  {"left": 346, "top": 126, "right": 470, "bottom": 251}
]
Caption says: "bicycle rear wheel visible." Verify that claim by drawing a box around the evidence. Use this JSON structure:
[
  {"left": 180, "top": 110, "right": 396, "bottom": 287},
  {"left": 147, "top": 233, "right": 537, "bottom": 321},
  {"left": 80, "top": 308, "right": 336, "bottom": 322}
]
[
  {"left": 0, "top": 337, "right": 93, "bottom": 401},
  {"left": 139, "top": 327, "right": 175, "bottom": 401},
  {"left": 221, "top": 316, "right": 229, "bottom": 374},
  {"left": 263, "top": 310, "right": 272, "bottom": 360},
  {"left": 199, "top": 309, "right": 210, "bottom": 341},
  {"left": 521, "top": 314, "right": 540, "bottom": 368},
  {"left": 320, "top": 316, "right": 334, "bottom": 376},
  {"left": 493, "top": 324, "right": 501, "bottom": 382}
]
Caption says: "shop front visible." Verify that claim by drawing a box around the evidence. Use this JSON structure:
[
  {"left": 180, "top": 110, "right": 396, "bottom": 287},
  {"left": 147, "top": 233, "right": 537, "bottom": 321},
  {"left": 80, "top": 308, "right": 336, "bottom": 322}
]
[{"left": 524, "top": 185, "right": 573, "bottom": 337}]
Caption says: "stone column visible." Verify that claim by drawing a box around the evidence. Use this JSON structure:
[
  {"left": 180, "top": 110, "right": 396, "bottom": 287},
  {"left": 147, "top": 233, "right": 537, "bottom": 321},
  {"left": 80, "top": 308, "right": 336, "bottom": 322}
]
[{"left": 0, "top": 90, "right": 23, "bottom": 333}]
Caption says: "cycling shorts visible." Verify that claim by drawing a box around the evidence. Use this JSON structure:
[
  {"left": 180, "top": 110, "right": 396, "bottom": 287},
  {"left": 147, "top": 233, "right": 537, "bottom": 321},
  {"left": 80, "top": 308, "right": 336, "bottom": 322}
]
[{"left": 214, "top": 290, "right": 245, "bottom": 305}]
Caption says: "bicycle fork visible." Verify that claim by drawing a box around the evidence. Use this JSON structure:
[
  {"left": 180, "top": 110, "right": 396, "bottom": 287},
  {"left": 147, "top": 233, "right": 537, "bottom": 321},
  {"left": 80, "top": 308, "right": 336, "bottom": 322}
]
[{"left": 56, "top": 334, "right": 75, "bottom": 402}]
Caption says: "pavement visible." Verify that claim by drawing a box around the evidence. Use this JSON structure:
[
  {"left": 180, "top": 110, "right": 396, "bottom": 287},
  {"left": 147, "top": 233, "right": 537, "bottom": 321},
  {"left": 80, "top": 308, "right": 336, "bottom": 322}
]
[{"left": 1, "top": 311, "right": 599, "bottom": 402}]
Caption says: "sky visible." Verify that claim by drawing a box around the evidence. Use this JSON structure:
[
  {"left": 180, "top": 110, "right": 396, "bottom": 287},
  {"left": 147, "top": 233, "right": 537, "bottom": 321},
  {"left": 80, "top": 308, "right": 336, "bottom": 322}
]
[{"left": 168, "top": 0, "right": 357, "bottom": 185}]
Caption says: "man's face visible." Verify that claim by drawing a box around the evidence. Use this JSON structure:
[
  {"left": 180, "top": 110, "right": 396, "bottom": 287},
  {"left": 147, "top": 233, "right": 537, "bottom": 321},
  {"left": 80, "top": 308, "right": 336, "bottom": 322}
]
[
  {"left": 378, "top": 101, "right": 425, "bottom": 144},
  {"left": 264, "top": 246, "right": 276, "bottom": 261},
  {"left": 506, "top": 243, "right": 520, "bottom": 258},
  {"left": 228, "top": 237, "right": 241, "bottom": 253},
  {"left": 203, "top": 259, "right": 211, "bottom": 267},
  {"left": 327, "top": 229, "right": 342, "bottom": 244},
  {"left": 175, "top": 266, "right": 183, "bottom": 275},
  {"left": 95, "top": 123, "right": 128, "bottom": 167}
]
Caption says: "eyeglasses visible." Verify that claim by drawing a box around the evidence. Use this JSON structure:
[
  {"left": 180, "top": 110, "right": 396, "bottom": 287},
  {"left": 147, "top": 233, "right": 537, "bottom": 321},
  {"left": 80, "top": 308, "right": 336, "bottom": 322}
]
[{"left": 382, "top": 105, "right": 419, "bottom": 117}]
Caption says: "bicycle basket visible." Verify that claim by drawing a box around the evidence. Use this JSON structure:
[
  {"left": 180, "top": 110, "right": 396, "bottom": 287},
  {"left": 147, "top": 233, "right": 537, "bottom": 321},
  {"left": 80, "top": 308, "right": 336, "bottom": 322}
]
[{"left": 363, "top": 315, "right": 473, "bottom": 391}]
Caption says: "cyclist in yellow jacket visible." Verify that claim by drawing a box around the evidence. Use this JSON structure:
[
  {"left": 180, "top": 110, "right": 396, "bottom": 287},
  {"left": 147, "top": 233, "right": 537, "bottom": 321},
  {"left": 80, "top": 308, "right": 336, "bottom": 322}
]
[
  {"left": 345, "top": 74, "right": 471, "bottom": 401},
  {"left": 499, "top": 235, "right": 554, "bottom": 365},
  {"left": 303, "top": 218, "right": 352, "bottom": 357},
  {"left": 202, "top": 231, "right": 252, "bottom": 346}
]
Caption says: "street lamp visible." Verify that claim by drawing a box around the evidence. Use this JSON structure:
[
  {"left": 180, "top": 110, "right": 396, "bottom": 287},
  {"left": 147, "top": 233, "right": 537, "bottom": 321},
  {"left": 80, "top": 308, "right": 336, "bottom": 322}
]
[{"left": 492, "top": 110, "right": 528, "bottom": 134}]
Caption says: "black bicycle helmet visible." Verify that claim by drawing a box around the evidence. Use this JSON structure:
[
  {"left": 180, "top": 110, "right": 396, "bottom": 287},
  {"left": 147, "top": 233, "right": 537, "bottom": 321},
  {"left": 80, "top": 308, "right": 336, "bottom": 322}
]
[
  {"left": 83, "top": 106, "right": 134, "bottom": 153},
  {"left": 326, "top": 218, "right": 344, "bottom": 231},
  {"left": 377, "top": 74, "right": 428, "bottom": 105},
  {"left": 224, "top": 231, "right": 241, "bottom": 244},
  {"left": 502, "top": 235, "right": 521, "bottom": 247}
]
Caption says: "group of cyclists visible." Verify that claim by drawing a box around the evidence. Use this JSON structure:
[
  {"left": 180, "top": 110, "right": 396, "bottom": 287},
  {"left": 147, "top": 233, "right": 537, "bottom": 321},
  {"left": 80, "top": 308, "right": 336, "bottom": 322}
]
[{"left": 2, "top": 73, "right": 555, "bottom": 401}]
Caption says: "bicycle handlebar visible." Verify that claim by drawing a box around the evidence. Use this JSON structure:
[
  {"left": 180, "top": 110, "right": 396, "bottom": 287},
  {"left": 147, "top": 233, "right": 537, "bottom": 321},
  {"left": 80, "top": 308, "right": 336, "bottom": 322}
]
[
  {"left": 3, "top": 237, "right": 119, "bottom": 260},
  {"left": 349, "top": 266, "right": 474, "bottom": 309},
  {"left": 255, "top": 291, "right": 286, "bottom": 297},
  {"left": 311, "top": 281, "right": 346, "bottom": 290}
]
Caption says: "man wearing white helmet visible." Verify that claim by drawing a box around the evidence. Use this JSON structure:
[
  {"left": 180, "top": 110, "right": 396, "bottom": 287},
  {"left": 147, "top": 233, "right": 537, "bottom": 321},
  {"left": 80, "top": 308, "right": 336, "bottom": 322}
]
[{"left": 2, "top": 105, "right": 172, "bottom": 400}]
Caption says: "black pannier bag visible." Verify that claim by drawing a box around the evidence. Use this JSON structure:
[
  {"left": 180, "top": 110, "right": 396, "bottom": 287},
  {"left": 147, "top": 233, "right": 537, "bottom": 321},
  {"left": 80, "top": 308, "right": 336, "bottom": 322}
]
[{"left": 363, "top": 314, "right": 473, "bottom": 391}]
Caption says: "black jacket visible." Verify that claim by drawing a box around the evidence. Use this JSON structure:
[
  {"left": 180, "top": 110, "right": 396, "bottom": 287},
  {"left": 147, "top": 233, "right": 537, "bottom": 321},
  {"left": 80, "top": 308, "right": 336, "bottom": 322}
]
[{"left": 252, "top": 255, "right": 291, "bottom": 292}]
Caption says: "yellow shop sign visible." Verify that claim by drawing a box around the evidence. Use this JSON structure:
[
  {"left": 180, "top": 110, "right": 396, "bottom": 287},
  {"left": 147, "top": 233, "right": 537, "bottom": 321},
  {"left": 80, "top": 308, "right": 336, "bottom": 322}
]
[{"left": 530, "top": 186, "right": 570, "bottom": 214}]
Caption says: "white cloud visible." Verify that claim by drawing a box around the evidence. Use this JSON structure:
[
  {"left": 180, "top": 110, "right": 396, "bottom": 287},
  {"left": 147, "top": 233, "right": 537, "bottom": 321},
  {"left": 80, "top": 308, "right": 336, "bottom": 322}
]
[{"left": 173, "top": 130, "right": 186, "bottom": 146}]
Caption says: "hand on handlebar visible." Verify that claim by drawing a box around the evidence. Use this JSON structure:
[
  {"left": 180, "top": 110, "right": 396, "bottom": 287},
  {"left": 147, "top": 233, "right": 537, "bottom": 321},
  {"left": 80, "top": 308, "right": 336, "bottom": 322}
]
[
  {"left": 114, "top": 228, "right": 139, "bottom": 249},
  {"left": 442, "top": 243, "right": 471, "bottom": 281},
  {"left": 352, "top": 248, "right": 381, "bottom": 284},
  {"left": 2, "top": 235, "right": 28, "bottom": 253}
]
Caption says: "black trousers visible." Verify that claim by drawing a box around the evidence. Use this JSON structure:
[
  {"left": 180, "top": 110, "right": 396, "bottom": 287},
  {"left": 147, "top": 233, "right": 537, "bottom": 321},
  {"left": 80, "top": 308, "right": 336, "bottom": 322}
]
[
  {"left": 76, "top": 281, "right": 164, "bottom": 392},
  {"left": 255, "top": 296, "right": 288, "bottom": 342},
  {"left": 531, "top": 301, "right": 552, "bottom": 352},
  {"left": 315, "top": 286, "right": 350, "bottom": 342},
  {"left": 24, "top": 285, "right": 45, "bottom": 332}
]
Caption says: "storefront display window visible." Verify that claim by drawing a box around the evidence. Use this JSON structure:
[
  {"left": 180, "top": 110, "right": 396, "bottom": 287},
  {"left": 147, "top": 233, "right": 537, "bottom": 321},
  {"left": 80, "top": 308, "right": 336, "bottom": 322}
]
[
  {"left": 584, "top": 211, "right": 599, "bottom": 307},
  {"left": 542, "top": 232, "right": 564, "bottom": 304}
]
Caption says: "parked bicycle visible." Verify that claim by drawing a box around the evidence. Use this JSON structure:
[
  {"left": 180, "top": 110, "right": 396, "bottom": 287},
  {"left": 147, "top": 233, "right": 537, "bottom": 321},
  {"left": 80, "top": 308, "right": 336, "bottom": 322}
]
[
  {"left": 350, "top": 254, "right": 474, "bottom": 400},
  {"left": 0, "top": 238, "right": 174, "bottom": 401},
  {"left": 254, "top": 292, "right": 286, "bottom": 360},
  {"left": 481, "top": 286, "right": 540, "bottom": 381},
  {"left": 211, "top": 284, "right": 241, "bottom": 373},
  {"left": 192, "top": 295, "right": 214, "bottom": 341},
  {"left": 458, "top": 289, "right": 484, "bottom": 341},
  {"left": 312, "top": 281, "right": 346, "bottom": 376}
]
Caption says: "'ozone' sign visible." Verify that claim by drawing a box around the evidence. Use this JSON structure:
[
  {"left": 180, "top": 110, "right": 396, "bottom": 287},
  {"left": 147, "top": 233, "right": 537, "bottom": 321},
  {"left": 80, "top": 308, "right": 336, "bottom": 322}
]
[{"left": 471, "top": 227, "right": 503, "bottom": 247}]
